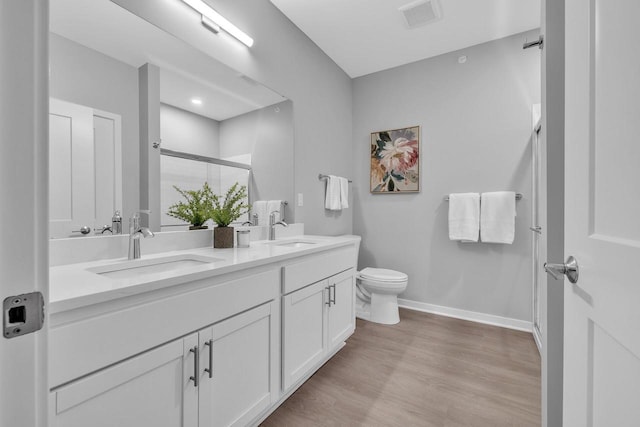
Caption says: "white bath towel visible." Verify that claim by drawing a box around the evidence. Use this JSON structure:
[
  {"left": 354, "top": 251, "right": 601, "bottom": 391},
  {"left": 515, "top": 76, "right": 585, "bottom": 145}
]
[
  {"left": 480, "top": 191, "right": 516, "bottom": 244},
  {"left": 266, "top": 200, "right": 283, "bottom": 222},
  {"left": 252, "top": 200, "right": 269, "bottom": 226},
  {"left": 448, "top": 193, "right": 480, "bottom": 242},
  {"left": 325, "top": 175, "right": 342, "bottom": 210},
  {"left": 339, "top": 177, "right": 349, "bottom": 209}
]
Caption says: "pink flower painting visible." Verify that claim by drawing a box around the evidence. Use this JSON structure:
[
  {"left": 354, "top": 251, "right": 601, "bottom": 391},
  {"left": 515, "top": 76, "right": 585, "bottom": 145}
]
[{"left": 370, "top": 126, "right": 420, "bottom": 193}]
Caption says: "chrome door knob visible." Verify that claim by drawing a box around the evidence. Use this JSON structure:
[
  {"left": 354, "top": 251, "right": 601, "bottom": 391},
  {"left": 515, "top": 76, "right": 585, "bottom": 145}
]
[{"left": 544, "top": 256, "right": 579, "bottom": 284}]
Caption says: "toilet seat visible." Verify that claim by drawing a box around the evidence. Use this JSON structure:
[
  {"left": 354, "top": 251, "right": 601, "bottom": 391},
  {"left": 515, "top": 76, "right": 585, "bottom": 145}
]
[{"left": 359, "top": 268, "right": 408, "bottom": 282}]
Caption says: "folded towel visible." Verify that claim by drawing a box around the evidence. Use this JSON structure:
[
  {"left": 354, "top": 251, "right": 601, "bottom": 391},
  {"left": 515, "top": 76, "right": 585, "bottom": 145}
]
[
  {"left": 267, "top": 200, "right": 283, "bottom": 222},
  {"left": 325, "top": 175, "right": 342, "bottom": 210},
  {"left": 448, "top": 193, "right": 480, "bottom": 242},
  {"left": 339, "top": 177, "right": 349, "bottom": 209},
  {"left": 253, "top": 201, "right": 269, "bottom": 226},
  {"left": 480, "top": 191, "right": 516, "bottom": 244}
]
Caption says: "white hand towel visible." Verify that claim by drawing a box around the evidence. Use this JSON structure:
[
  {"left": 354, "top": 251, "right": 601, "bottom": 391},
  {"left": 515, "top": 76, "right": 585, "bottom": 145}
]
[
  {"left": 325, "top": 175, "right": 342, "bottom": 210},
  {"left": 266, "top": 200, "right": 283, "bottom": 222},
  {"left": 448, "top": 193, "right": 480, "bottom": 242},
  {"left": 480, "top": 191, "right": 516, "bottom": 244},
  {"left": 253, "top": 201, "right": 269, "bottom": 226},
  {"left": 339, "top": 177, "right": 349, "bottom": 209}
]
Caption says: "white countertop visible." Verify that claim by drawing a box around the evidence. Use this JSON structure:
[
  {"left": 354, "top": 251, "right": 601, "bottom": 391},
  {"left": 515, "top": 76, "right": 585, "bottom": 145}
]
[{"left": 49, "top": 235, "right": 360, "bottom": 314}]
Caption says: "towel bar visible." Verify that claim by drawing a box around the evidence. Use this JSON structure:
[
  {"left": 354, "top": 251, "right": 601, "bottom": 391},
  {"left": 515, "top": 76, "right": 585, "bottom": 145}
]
[
  {"left": 444, "top": 193, "right": 523, "bottom": 201},
  {"left": 318, "top": 174, "right": 352, "bottom": 183}
]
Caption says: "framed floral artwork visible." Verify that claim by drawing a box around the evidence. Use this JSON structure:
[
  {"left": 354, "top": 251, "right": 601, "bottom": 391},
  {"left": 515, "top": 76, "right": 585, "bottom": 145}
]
[{"left": 370, "top": 126, "right": 420, "bottom": 193}]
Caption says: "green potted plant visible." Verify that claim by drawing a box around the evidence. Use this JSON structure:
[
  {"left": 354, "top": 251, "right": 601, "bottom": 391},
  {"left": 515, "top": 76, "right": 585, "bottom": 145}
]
[
  {"left": 209, "top": 183, "right": 251, "bottom": 248},
  {"left": 167, "top": 182, "right": 215, "bottom": 230}
]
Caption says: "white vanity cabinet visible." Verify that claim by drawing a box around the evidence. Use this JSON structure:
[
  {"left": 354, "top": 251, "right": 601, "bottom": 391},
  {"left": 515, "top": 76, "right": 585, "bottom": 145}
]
[
  {"left": 49, "top": 333, "right": 199, "bottom": 427},
  {"left": 49, "top": 236, "right": 361, "bottom": 427},
  {"left": 281, "top": 245, "right": 357, "bottom": 392},
  {"left": 50, "top": 301, "right": 278, "bottom": 427},
  {"left": 198, "top": 301, "right": 278, "bottom": 427},
  {"left": 326, "top": 269, "right": 356, "bottom": 350}
]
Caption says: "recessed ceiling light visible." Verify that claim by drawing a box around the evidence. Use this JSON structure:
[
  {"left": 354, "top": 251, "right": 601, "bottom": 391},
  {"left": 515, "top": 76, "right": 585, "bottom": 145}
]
[{"left": 191, "top": 98, "right": 203, "bottom": 105}]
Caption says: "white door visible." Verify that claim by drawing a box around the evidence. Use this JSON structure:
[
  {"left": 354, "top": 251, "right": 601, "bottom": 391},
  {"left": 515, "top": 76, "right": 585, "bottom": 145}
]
[
  {"left": 563, "top": 0, "right": 640, "bottom": 425},
  {"left": 199, "top": 302, "right": 277, "bottom": 427},
  {"left": 0, "top": 2, "right": 48, "bottom": 426},
  {"left": 49, "top": 99, "right": 94, "bottom": 238},
  {"left": 282, "top": 280, "right": 328, "bottom": 391},
  {"left": 49, "top": 99, "right": 122, "bottom": 238},
  {"left": 327, "top": 269, "right": 355, "bottom": 350},
  {"left": 49, "top": 336, "right": 198, "bottom": 427}
]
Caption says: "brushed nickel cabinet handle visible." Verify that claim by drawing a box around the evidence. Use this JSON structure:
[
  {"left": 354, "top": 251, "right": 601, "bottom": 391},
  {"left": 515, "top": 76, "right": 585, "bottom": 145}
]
[
  {"left": 330, "top": 284, "right": 336, "bottom": 305},
  {"left": 204, "top": 339, "right": 213, "bottom": 379},
  {"left": 189, "top": 346, "right": 199, "bottom": 387}
]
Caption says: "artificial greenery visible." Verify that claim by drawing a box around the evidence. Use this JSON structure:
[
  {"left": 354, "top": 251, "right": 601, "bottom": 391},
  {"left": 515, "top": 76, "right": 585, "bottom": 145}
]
[
  {"left": 209, "top": 182, "right": 251, "bottom": 227},
  {"left": 167, "top": 182, "right": 251, "bottom": 228},
  {"left": 167, "top": 182, "right": 215, "bottom": 227}
]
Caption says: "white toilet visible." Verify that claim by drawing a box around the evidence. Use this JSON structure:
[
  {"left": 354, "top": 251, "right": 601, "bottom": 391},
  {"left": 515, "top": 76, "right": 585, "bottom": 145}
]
[{"left": 356, "top": 268, "right": 408, "bottom": 325}]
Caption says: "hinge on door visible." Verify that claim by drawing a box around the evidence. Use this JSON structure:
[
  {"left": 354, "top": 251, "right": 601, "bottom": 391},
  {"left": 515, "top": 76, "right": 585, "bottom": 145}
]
[{"left": 3, "top": 292, "right": 44, "bottom": 339}]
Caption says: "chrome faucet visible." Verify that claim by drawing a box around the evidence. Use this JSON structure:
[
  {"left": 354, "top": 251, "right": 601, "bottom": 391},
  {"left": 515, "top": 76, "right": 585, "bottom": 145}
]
[
  {"left": 268, "top": 211, "right": 288, "bottom": 240},
  {"left": 128, "top": 211, "right": 154, "bottom": 260}
]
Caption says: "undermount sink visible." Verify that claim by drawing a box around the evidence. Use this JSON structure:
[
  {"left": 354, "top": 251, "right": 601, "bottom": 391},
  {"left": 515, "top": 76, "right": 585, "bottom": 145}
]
[
  {"left": 88, "top": 254, "right": 223, "bottom": 280},
  {"left": 275, "top": 241, "right": 318, "bottom": 248}
]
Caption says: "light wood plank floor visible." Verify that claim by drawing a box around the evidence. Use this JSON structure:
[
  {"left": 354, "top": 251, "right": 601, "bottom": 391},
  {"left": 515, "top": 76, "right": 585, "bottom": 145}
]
[{"left": 262, "top": 308, "right": 540, "bottom": 426}]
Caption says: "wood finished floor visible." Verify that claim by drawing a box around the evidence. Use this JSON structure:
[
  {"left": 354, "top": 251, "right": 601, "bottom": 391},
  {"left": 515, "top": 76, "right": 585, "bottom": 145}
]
[{"left": 262, "top": 308, "right": 540, "bottom": 427}]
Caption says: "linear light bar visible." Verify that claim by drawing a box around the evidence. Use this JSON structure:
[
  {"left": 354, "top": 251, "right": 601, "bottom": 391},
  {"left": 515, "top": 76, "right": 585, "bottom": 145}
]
[{"left": 181, "top": 0, "right": 254, "bottom": 47}]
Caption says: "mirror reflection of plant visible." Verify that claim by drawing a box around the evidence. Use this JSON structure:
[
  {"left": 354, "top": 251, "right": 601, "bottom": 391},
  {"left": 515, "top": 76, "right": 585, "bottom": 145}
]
[
  {"left": 167, "top": 182, "right": 215, "bottom": 227},
  {"left": 209, "top": 183, "right": 251, "bottom": 228}
]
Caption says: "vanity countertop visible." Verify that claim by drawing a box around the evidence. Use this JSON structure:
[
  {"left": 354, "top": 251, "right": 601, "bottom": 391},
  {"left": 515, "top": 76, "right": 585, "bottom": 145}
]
[{"left": 49, "top": 235, "right": 360, "bottom": 314}]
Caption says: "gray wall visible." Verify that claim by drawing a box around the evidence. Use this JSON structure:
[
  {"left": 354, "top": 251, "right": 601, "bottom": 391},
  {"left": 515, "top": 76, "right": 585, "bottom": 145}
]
[
  {"left": 49, "top": 33, "right": 139, "bottom": 222},
  {"left": 161, "top": 103, "right": 220, "bottom": 157},
  {"left": 208, "top": 0, "right": 353, "bottom": 235},
  {"left": 352, "top": 30, "right": 541, "bottom": 322},
  {"left": 220, "top": 100, "right": 295, "bottom": 222}
]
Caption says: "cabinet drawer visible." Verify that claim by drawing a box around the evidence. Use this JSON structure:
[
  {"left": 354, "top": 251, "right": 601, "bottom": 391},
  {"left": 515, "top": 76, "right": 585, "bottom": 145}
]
[{"left": 282, "top": 246, "right": 355, "bottom": 294}]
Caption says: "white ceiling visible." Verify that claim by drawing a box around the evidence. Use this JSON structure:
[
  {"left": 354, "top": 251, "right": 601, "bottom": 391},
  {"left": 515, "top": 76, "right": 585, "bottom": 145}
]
[
  {"left": 49, "top": 0, "right": 284, "bottom": 120},
  {"left": 270, "top": 0, "right": 540, "bottom": 78}
]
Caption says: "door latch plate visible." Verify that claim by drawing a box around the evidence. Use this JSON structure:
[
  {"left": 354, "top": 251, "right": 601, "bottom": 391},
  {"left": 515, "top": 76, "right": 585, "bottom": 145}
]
[{"left": 3, "top": 292, "right": 44, "bottom": 339}]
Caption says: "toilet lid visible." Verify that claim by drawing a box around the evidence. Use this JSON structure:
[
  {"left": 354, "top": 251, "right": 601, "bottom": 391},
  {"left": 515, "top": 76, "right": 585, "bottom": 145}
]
[{"left": 359, "top": 268, "right": 408, "bottom": 282}]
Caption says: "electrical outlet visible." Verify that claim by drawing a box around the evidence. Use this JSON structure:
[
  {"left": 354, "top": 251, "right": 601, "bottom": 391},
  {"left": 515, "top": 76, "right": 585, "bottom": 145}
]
[{"left": 297, "top": 193, "right": 304, "bottom": 207}]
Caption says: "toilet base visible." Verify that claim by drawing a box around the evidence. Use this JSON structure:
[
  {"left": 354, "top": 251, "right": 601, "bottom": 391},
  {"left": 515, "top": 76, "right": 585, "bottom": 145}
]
[{"left": 356, "top": 293, "right": 400, "bottom": 325}]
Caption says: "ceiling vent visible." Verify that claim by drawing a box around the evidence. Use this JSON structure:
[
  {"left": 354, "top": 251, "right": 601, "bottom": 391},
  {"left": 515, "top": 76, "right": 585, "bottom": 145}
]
[{"left": 399, "top": 0, "right": 442, "bottom": 29}]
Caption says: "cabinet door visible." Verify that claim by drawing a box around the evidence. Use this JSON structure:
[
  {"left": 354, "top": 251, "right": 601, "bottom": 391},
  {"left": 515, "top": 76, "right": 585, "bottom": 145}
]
[
  {"left": 282, "top": 279, "right": 329, "bottom": 391},
  {"left": 49, "top": 333, "right": 198, "bottom": 427},
  {"left": 199, "top": 301, "right": 277, "bottom": 427},
  {"left": 327, "top": 269, "right": 356, "bottom": 350}
]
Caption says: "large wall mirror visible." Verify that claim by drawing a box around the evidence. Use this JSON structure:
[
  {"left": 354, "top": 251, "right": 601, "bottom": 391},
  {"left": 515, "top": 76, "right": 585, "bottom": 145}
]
[{"left": 49, "top": 0, "right": 294, "bottom": 238}]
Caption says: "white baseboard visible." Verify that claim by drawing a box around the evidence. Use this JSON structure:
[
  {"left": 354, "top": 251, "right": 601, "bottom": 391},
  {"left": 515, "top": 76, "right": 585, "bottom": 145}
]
[{"left": 398, "top": 298, "right": 533, "bottom": 333}]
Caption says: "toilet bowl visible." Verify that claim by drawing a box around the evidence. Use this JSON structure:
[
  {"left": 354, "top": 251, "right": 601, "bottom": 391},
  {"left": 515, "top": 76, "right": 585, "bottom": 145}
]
[{"left": 356, "top": 267, "right": 408, "bottom": 325}]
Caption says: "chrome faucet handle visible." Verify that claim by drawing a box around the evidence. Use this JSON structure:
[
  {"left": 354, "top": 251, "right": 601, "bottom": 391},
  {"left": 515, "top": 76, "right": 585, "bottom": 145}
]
[
  {"left": 241, "top": 221, "right": 254, "bottom": 226},
  {"left": 97, "top": 225, "right": 113, "bottom": 234}
]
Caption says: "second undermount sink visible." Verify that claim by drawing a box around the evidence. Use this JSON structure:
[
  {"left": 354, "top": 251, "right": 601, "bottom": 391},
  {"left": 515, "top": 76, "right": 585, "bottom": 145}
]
[{"left": 88, "top": 254, "right": 223, "bottom": 280}]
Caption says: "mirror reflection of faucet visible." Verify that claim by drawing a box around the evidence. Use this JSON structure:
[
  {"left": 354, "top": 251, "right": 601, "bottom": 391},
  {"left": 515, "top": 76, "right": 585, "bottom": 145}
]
[{"left": 128, "top": 211, "right": 154, "bottom": 260}]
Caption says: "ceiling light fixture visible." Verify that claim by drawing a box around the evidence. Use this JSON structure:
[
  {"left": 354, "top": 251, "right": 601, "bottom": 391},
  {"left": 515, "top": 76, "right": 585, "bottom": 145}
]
[
  {"left": 180, "top": 0, "right": 254, "bottom": 47},
  {"left": 191, "top": 98, "right": 203, "bottom": 105}
]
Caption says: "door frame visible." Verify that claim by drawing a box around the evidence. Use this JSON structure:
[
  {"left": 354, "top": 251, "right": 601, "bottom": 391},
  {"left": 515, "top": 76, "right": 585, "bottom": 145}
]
[
  {"left": 540, "top": 0, "right": 565, "bottom": 426},
  {"left": 0, "top": 1, "right": 49, "bottom": 426}
]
